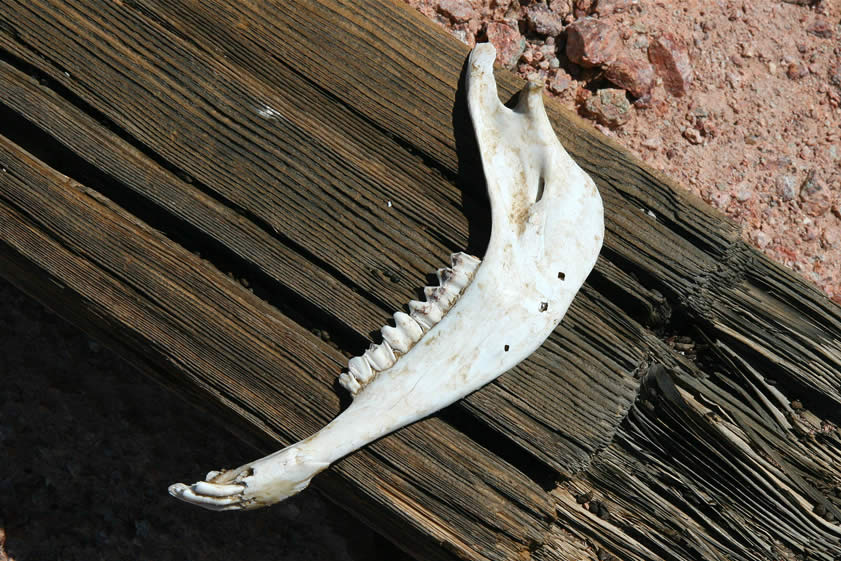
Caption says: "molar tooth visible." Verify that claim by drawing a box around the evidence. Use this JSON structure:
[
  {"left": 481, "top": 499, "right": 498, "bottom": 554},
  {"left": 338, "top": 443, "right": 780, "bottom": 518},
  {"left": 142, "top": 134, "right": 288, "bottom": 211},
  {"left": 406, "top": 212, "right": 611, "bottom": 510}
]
[
  {"left": 425, "top": 284, "right": 459, "bottom": 309},
  {"left": 408, "top": 299, "right": 443, "bottom": 330},
  {"left": 437, "top": 267, "right": 470, "bottom": 292},
  {"left": 381, "top": 324, "right": 411, "bottom": 354},
  {"left": 393, "top": 311, "right": 423, "bottom": 343},
  {"left": 364, "top": 342, "right": 396, "bottom": 371},
  {"left": 451, "top": 252, "right": 481, "bottom": 276},
  {"left": 348, "top": 356, "right": 373, "bottom": 384},
  {"left": 339, "top": 372, "right": 360, "bottom": 395}
]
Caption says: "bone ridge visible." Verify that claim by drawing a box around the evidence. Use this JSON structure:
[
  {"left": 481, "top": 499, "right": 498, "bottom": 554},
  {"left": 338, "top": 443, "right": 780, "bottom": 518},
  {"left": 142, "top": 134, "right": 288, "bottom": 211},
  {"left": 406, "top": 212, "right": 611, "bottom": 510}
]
[{"left": 340, "top": 251, "right": 482, "bottom": 396}]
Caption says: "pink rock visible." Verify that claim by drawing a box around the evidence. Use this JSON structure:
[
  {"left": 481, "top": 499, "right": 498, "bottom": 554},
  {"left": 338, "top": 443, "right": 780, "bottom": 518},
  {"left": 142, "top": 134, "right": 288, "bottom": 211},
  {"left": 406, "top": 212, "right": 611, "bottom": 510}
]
[
  {"left": 807, "top": 17, "right": 833, "bottom": 39},
  {"left": 605, "top": 55, "right": 654, "bottom": 98},
  {"left": 683, "top": 127, "right": 703, "bottom": 145},
  {"left": 648, "top": 32, "right": 693, "bottom": 97},
  {"left": 526, "top": 3, "right": 565, "bottom": 37},
  {"left": 437, "top": 0, "right": 476, "bottom": 23},
  {"left": 566, "top": 18, "right": 621, "bottom": 68},
  {"left": 593, "top": 0, "right": 637, "bottom": 16},
  {"left": 709, "top": 190, "right": 731, "bottom": 210},
  {"left": 641, "top": 136, "right": 662, "bottom": 150},
  {"left": 547, "top": 68, "right": 573, "bottom": 94},
  {"left": 775, "top": 174, "right": 799, "bottom": 201},
  {"left": 787, "top": 62, "right": 809, "bottom": 80},
  {"left": 800, "top": 170, "right": 833, "bottom": 217},
  {"left": 829, "top": 64, "right": 841, "bottom": 85},
  {"left": 573, "top": 0, "right": 594, "bottom": 18},
  {"left": 822, "top": 225, "right": 841, "bottom": 249},
  {"left": 751, "top": 229, "right": 772, "bottom": 250},
  {"left": 485, "top": 22, "right": 526, "bottom": 69},
  {"left": 582, "top": 88, "right": 632, "bottom": 127}
]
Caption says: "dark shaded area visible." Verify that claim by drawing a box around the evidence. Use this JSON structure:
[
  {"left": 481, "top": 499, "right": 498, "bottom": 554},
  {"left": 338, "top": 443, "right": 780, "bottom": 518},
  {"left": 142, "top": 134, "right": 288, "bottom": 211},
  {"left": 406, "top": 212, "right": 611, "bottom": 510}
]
[{"left": 0, "top": 278, "right": 409, "bottom": 561}]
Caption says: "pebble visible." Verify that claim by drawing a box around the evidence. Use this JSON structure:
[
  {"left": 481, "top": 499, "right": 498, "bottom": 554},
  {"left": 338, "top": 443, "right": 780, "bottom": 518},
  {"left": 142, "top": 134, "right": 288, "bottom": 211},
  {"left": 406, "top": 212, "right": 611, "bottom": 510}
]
[
  {"left": 565, "top": 17, "right": 621, "bottom": 68},
  {"left": 708, "top": 190, "right": 731, "bottom": 209},
  {"left": 776, "top": 174, "right": 799, "bottom": 201},
  {"left": 526, "top": 3, "right": 565, "bottom": 37},
  {"left": 583, "top": 88, "right": 632, "bottom": 127},
  {"left": 751, "top": 229, "right": 772, "bottom": 249},
  {"left": 648, "top": 32, "right": 693, "bottom": 97},
  {"left": 736, "top": 182, "right": 753, "bottom": 202},
  {"left": 800, "top": 170, "right": 832, "bottom": 217},
  {"left": 485, "top": 22, "right": 526, "bottom": 69},
  {"left": 641, "top": 136, "right": 662, "bottom": 150},
  {"left": 787, "top": 62, "right": 809, "bottom": 80},
  {"left": 573, "top": 0, "right": 594, "bottom": 18},
  {"left": 822, "top": 225, "right": 841, "bottom": 249},
  {"left": 683, "top": 127, "right": 703, "bottom": 144},
  {"left": 548, "top": 68, "right": 573, "bottom": 94},
  {"left": 806, "top": 18, "right": 833, "bottom": 39},
  {"left": 437, "top": 0, "right": 475, "bottom": 23},
  {"left": 828, "top": 64, "right": 841, "bottom": 89},
  {"left": 593, "top": 0, "right": 637, "bottom": 16},
  {"left": 605, "top": 55, "right": 655, "bottom": 98}
]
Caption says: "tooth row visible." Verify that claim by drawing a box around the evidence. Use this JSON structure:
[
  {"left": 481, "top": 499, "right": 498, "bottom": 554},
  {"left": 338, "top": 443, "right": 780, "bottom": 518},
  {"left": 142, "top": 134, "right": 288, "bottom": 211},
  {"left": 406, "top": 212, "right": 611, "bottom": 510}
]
[{"left": 340, "top": 252, "right": 481, "bottom": 396}]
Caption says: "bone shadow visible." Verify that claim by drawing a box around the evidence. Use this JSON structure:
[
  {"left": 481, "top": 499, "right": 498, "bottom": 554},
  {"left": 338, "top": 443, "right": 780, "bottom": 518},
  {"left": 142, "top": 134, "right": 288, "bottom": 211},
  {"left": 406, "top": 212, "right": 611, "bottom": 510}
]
[
  {"left": 451, "top": 52, "right": 490, "bottom": 257},
  {"left": 451, "top": 50, "right": 524, "bottom": 258}
]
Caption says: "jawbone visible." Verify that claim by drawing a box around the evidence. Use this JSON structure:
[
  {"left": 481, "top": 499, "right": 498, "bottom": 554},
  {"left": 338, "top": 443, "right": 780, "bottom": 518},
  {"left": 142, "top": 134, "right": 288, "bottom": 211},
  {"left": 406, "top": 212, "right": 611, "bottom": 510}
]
[{"left": 168, "top": 43, "right": 604, "bottom": 511}]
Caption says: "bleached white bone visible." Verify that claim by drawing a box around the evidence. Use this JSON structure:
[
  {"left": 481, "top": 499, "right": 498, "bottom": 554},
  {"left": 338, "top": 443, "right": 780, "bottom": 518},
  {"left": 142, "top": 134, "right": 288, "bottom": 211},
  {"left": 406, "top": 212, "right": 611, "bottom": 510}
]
[{"left": 168, "top": 43, "right": 604, "bottom": 511}]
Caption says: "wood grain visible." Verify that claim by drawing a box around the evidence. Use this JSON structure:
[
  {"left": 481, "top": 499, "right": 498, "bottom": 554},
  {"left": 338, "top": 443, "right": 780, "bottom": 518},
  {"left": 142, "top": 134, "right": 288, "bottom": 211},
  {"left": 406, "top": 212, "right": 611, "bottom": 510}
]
[
  {"left": 1, "top": 0, "right": 840, "bottom": 559},
  {"left": 0, "top": 0, "right": 640, "bottom": 477},
  {"left": 0, "top": 134, "right": 554, "bottom": 561}
]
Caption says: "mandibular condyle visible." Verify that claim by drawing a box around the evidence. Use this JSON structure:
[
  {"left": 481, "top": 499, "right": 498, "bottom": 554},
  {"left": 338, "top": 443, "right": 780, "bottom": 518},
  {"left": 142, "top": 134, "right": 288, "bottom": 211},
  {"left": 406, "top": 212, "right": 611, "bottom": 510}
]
[{"left": 168, "top": 43, "right": 604, "bottom": 511}]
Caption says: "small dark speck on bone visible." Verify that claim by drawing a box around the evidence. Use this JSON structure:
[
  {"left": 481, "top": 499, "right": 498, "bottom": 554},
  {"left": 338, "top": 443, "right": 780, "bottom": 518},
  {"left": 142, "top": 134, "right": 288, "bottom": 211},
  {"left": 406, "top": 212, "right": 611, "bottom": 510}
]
[
  {"left": 504, "top": 345, "right": 510, "bottom": 352},
  {"left": 558, "top": 272, "right": 565, "bottom": 280},
  {"left": 539, "top": 302, "right": 548, "bottom": 312}
]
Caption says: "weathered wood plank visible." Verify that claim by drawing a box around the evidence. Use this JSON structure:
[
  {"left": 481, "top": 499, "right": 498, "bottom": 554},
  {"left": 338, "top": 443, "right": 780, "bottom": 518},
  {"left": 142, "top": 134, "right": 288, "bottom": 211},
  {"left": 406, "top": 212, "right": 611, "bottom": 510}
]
[
  {"left": 0, "top": 135, "right": 554, "bottom": 561},
  {"left": 0, "top": 0, "right": 640, "bottom": 476},
  {"left": 552, "top": 366, "right": 841, "bottom": 561},
  {"left": 1, "top": 0, "right": 840, "bottom": 559},
  {"left": 113, "top": 0, "right": 841, "bottom": 418}
]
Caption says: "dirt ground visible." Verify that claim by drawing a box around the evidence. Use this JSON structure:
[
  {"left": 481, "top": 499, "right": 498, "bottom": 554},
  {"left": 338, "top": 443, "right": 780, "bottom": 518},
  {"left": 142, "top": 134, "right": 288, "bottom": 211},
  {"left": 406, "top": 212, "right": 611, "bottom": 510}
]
[{"left": 2, "top": 0, "right": 840, "bottom": 559}]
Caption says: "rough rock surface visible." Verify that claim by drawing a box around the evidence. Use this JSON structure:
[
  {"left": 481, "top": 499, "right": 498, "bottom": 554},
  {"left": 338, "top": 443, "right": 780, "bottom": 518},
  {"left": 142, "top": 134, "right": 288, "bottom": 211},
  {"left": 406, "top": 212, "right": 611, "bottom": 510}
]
[
  {"left": 605, "top": 55, "right": 655, "bottom": 98},
  {"left": 648, "top": 32, "right": 693, "bottom": 97},
  {"left": 484, "top": 21, "right": 526, "bottom": 69},
  {"left": 565, "top": 17, "right": 621, "bottom": 68},
  {"left": 437, "top": 0, "right": 476, "bottom": 23},
  {"left": 526, "top": 3, "right": 565, "bottom": 36},
  {"left": 583, "top": 88, "right": 633, "bottom": 127}
]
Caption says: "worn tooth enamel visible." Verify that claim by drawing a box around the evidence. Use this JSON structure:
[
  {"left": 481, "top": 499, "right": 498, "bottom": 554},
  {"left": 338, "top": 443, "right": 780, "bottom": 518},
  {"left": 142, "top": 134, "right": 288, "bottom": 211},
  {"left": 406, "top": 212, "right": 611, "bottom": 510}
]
[
  {"left": 423, "top": 285, "right": 456, "bottom": 310},
  {"left": 452, "top": 251, "right": 480, "bottom": 273},
  {"left": 347, "top": 355, "right": 373, "bottom": 384},
  {"left": 364, "top": 342, "right": 396, "bottom": 371},
  {"left": 409, "top": 299, "right": 444, "bottom": 329},
  {"left": 394, "top": 311, "right": 424, "bottom": 342},
  {"left": 169, "top": 43, "right": 604, "bottom": 512},
  {"left": 381, "top": 324, "right": 410, "bottom": 354},
  {"left": 339, "top": 372, "right": 361, "bottom": 395}
]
